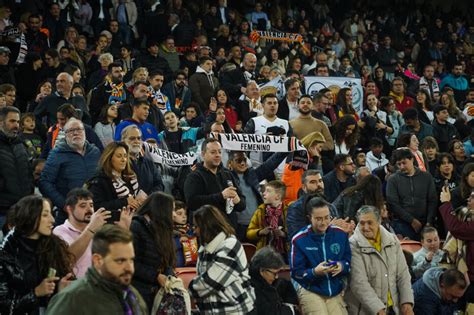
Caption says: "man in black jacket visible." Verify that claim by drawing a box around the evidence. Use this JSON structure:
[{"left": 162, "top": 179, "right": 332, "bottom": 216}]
[
  {"left": 432, "top": 105, "right": 459, "bottom": 152},
  {"left": 0, "top": 106, "right": 34, "bottom": 227},
  {"left": 184, "top": 138, "right": 245, "bottom": 228},
  {"left": 138, "top": 41, "right": 172, "bottom": 82},
  {"left": 220, "top": 53, "right": 257, "bottom": 101}
]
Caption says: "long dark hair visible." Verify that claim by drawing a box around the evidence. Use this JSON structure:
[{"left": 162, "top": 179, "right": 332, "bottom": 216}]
[
  {"left": 342, "top": 174, "right": 384, "bottom": 210},
  {"left": 460, "top": 163, "right": 474, "bottom": 199},
  {"left": 334, "top": 114, "right": 359, "bottom": 148},
  {"left": 9, "top": 195, "right": 74, "bottom": 278},
  {"left": 415, "top": 89, "right": 433, "bottom": 111},
  {"left": 193, "top": 205, "right": 235, "bottom": 244},
  {"left": 136, "top": 192, "right": 176, "bottom": 270},
  {"left": 336, "top": 87, "right": 355, "bottom": 115}
]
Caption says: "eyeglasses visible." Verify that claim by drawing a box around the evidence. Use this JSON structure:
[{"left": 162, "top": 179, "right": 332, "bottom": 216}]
[
  {"left": 65, "top": 127, "right": 84, "bottom": 134},
  {"left": 128, "top": 136, "right": 141, "bottom": 141},
  {"left": 233, "top": 158, "right": 246, "bottom": 164},
  {"left": 264, "top": 269, "right": 280, "bottom": 278}
]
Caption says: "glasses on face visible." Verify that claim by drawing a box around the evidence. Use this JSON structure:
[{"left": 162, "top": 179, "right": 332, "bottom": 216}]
[
  {"left": 65, "top": 127, "right": 84, "bottom": 134},
  {"left": 233, "top": 157, "right": 246, "bottom": 164},
  {"left": 128, "top": 136, "right": 141, "bottom": 141},
  {"left": 453, "top": 144, "right": 463, "bottom": 149},
  {"left": 344, "top": 161, "right": 355, "bottom": 166},
  {"left": 264, "top": 269, "right": 280, "bottom": 278}
]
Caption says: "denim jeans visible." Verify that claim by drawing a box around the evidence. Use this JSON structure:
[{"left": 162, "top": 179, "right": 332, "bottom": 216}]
[{"left": 392, "top": 219, "right": 420, "bottom": 241}]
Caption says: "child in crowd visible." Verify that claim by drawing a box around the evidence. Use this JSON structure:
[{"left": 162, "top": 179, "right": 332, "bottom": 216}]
[
  {"left": 246, "top": 180, "right": 289, "bottom": 260},
  {"left": 365, "top": 137, "right": 389, "bottom": 171},
  {"left": 173, "top": 201, "right": 197, "bottom": 267},
  {"left": 19, "top": 112, "right": 43, "bottom": 160},
  {"left": 412, "top": 227, "right": 444, "bottom": 278}
]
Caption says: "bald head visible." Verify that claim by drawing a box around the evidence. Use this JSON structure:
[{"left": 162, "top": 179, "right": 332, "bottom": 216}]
[{"left": 56, "top": 72, "right": 73, "bottom": 96}]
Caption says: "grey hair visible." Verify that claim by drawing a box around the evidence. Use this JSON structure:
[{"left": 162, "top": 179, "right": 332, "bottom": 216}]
[
  {"left": 64, "top": 117, "right": 83, "bottom": 131},
  {"left": 249, "top": 246, "right": 285, "bottom": 274},
  {"left": 356, "top": 205, "right": 381, "bottom": 223},
  {"left": 301, "top": 169, "right": 321, "bottom": 185},
  {"left": 121, "top": 124, "right": 142, "bottom": 141},
  {"left": 98, "top": 53, "right": 114, "bottom": 63},
  {"left": 58, "top": 72, "right": 74, "bottom": 84}
]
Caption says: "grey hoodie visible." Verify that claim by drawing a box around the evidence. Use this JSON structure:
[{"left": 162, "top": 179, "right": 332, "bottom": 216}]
[{"left": 422, "top": 267, "right": 444, "bottom": 299}]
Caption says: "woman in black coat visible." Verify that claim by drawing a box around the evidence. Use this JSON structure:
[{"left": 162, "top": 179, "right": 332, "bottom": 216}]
[
  {"left": 86, "top": 142, "right": 143, "bottom": 212},
  {"left": 249, "top": 246, "right": 298, "bottom": 315},
  {"left": 129, "top": 191, "right": 176, "bottom": 309}
]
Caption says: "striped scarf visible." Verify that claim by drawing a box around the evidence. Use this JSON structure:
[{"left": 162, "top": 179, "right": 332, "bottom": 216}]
[
  {"left": 112, "top": 176, "right": 139, "bottom": 198},
  {"left": 265, "top": 204, "right": 285, "bottom": 253}
]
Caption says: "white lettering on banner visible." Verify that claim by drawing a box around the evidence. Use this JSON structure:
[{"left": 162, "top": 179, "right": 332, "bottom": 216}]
[
  {"left": 142, "top": 142, "right": 197, "bottom": 166},
  {"left": 211, "top": 133, "right": 307, "bottom": 153},
  {"left": 305, "top": 76, "right": 363, "bottom": 115}
]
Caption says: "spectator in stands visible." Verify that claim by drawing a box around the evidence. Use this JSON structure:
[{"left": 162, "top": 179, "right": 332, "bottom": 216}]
[
  {"left": 40, "top": 118, "right": 100, "bottom": 224},
  {"left": 189, "top": 56, "right": 219, "bottom": 113},
  {"left": 290, "top": 197, "right": 351, "bottom": 314},
  {"left": 138, "top": 40, "right": 172, "bottom": 79},
  {"left": 412, "top": 65, "right": 440, "bottom": 100},
  {"left": 365, "top": 137, "right": 389, "bottom": 171},
  {"left": 451, "top": 163, "right": 474, "bottom": 209},
  {"left": 130, "top": 192, "right": 176, "bottom": 309},
  {"left": 413, "top": 268, "right": 467, "bottom": 315},
  {"left": 221, "top": 53, "right": 257, "bottom": 100},
  {"left": 414, "top": 89, "right": 434, "bottom": 125},
  {"left": 448, "top": 139, "right": 467, "bottom": 178},
  {"left": 147, "top": 70, "right": 171, "bottom": 123},
  {"left": 0, "top": 106, "right": 34, "bottom": 228},
  {"left": 26, "top": 14, "right": 50, "bottom": 54},
  {"left": 311, "top": 92, "right": 332, "bottom": 127},
  {"left": 386, "top": 148, "right": 437, "bottom": 240},
  {"left": 277, "top": 78, "right": 301, "bottom": 120},
  {"left": 121, "top": 125, "right": 164, "bottom": 194},
  {"left": 34, "top": 72, "right": 90, "bottom": 126},
  {"left": 400, "top": 108, "right": 434, "bottom": 142},
  {"left": 322, "top": 153, "right": 356, "bottom": 203},
  {"left": 332, "top": 174, "right": 384, "bottom": 222},
  {"left": 94, "top": 103, "right": 118, "bottom": 147},
  {"left": 290, "top": 94, "right": 334, "bottom": 150},
  {"left": 159, "top": 36, "right": 180, "bottom": 73},
  {"left": 397, "top": 133, "right": 427, "bottom": 172},
  {"left": 189, "top": 205, "right": 256, "bottom": 314},
  {"left": 249, "top": 246, "right": 298, "bottom": 315},
  {"left": 162, "top": 70, "right": 191, "bottom": 115},
  {"left": 90, "top": 62, "right": 128, "bottom": 123},
  {"left": 375, "top": 36, "right": 398, "bottom": 80},
  {"left": 345, "top": 205, "right": 414, "bottom": 314},
  {"left": 87, "top": 52, "right": 113, "bottom": 91},
  {"left": 158, "top": 111, "right": 206, "bottom": 154},
  {"left": 247, "top": 180, "right": 289, "bottom": 256},
  {"left": 43, "top": 49, "right": 66, "bottom": 81},
  {"left": 432, "top": 105, "right": 460, "bottom": 152},
  {"left": 412, "top": 227, "right": 444, "bottom": 279},
  {"left": 433, "top": 152, "right": 459, "bottom": 196},
  {"left": 373, "top": 66, "right": 391, "bottom": 96},
  {"left": 46, "top": 225, "right": 148, "bottom": 313},
  {"left": 421, "top": 136, "right": 440, "bottom": 177},
  {"left": 333, "top": 114, "right": 359, "bottom": 155},
  {"left": 114, "top": 99, "right": 160, "bottom": 141},
  {"left": 184, "top": 138, "right": 245, "bottom": 228},
  {"left": 0, "top": 195, "right": 74, "bottom": 314},
  {"left": 86, "top": 142, "right": 144, "bottom": 212},
  {"left": 235, "top": 80, "right": 263, "bottom": 126},
  {"left": 389, "top": 77, "right": 416, "bottom": 113},
  {"left": 440, "top": 62, "right": 469, "bottom": 103}
]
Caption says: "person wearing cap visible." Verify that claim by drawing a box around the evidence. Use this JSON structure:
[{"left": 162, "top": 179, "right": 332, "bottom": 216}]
[
  {"left": 0, "top": 46, "right": 14, "bottom": 85},
  {"left": 432, "top": 104, "right": 460, "bottom": 152}
]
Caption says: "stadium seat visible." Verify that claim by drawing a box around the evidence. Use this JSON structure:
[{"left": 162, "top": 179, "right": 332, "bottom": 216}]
[
  {"left": 400, "top": 240, "right": 422, "bottom": 253},
  {"left": 242, "top": 243, "right": 257, "bottom": 262}
]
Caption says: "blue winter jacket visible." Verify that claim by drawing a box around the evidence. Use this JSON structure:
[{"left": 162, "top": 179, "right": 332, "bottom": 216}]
[
  {"left": 39, "top": 141, "right": 100, "bottom": 209},
  {"left": 290, "top": 224, "right": 351, "bottom": 297}
]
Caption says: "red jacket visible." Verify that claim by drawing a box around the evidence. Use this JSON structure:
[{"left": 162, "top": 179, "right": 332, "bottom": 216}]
[{"left": 439, "top": 202, "right": 474, "bottom": 281}]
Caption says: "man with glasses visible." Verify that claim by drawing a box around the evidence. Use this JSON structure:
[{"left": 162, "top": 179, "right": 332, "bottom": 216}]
[
  {"left": 290, "top": 197, "right": 351, "bottom": 314},
  {"left": 311, "top": 93, "right": 332, "bottom": 127},
  {"left": 162, "top": 70, "right": 191, "bottom": 115},
  {"left": 322, "top": 154, "right": 356, "bottom": 203},
  {"left": 40, "top": 118, "right": 100, "bottom": 225},
  {"left": 227, "top": 150, "right": 288, "bottom": 240}
]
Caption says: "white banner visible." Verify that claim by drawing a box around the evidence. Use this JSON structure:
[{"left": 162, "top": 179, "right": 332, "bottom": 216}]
[
  {"left": 211, "top": 132, "right": 306, "bottom": 153},
  {"left": 143, "top": 143, "right": 197, "bottom": 166},
  {"left": 259, "top": 75, "right": 286, "bottom": 100},
  {"left": 305, "top": 76, "right": 363, "bottom": 115}
]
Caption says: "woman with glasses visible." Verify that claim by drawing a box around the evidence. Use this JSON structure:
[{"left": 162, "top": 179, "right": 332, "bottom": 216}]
[
  {"left": 249, "top": 246, "right": 298, "bottom": 315},
  {"left": 290, "top": 197, "right": 351, "bottom": 314},
  {"left": 448, "top": 139, "right": 467, "bottom": 178},
  {"left": 189, "top": 205, "right": 256, "bottom": 314}
]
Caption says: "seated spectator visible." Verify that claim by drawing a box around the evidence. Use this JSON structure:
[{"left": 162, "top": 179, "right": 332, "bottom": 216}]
[
  {"left": 440, "top": 63, "right": 469, "bottom": 104},
  {"left": 172, "top": 201, "right": 196, "bottom": 267},
  {"left": 179, "top": 102, "right": 205, "bottom": 128},
  {"left": 400, "top": 107, "right": 434, "bottom": 143},
  {"left": 432, "top": 105, "right": 460, "bottom": 153},
  {"left": 421, "top": 136, "right": 440, "bottom": 177},
  {"left": 413, "top": 268, "right": 467, "bottom": 315},
  {"left": 19, "top": 112, "right": 43, "bottom": 160},
  {"left": 365, "top": 137, "right": 389, "bottom": 171},
  {"left": 114, "top": 100, "right": 160, "bottom": 142},
  {"left": 46, "top": 225, "right": 148, "bottom": 314},
  {"left": 397, "top": 132, "right": 427, "bottom": 172},
  {"left": 322, "top": 153, "right": 356, "bottom": 203},
  {"left": 345, "top": 205, "right": 414, "bottom": 314},
  {"left": 451, "top": 163, "right": 474, "bottom": 209},
  {"left": 39, "top": 118, "right": 100, "bottom": 224},
  {"left": 86, "top": 142, "right": 144, "bottom": 212},
  {"left": 249, "top": 246, "right": 298, "bottom": 315},
  {"left": 332, "top": 174, "right": 384, "bottom": 222},
  {"left": 159, "top": 111, "right": 206, "bottom": 154},
  {"left": 94, "top": 103, "right": 118, "bottom": 148},
  {"left": 130, "top": 192, "right": 176, "bottom": 309},
  {"left": 333, "top": 115, "right": 360, "bottom": 155},
  {"left": 290, "top": 197, "right": 351, "bottom": 314},
  {"left": 448, "top": 139, "right": 467, "bottom": 178},
  {"left": 189, "top": 205, "right": 256, "bottom": 314},
  {"left": 0, "top": 195, "right": 74, "bottom": 314},
  {"left": 412, "top": 227, "right": 444, "bottom": 279},
  {"left": 247, "top": 181, "right": 289, "bottom": 257}
]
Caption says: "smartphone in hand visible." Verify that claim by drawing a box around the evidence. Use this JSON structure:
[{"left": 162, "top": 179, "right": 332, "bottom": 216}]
[{"left": 106, "top": 210, "right": 121, "bottom": 224}]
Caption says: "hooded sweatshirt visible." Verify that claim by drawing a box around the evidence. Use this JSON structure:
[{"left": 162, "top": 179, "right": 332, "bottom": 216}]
[{"left": 365, "top": 151, "right": 389, "bottom": 171}]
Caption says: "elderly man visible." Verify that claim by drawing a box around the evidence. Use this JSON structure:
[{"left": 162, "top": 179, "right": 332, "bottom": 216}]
[
  {"left": 34, "top": 72, "right": 90, "bottom": 126},
  {"left": 236, "top": 80, "right": 262, "bottom": 126},
  {"left": 221, "top": 53, "right": 257, "bottom": 100},
  {"left": 40, "top": 118, "right": 100, "bottom": 224},
  {"left": 121, "top": 125, "right": 164, "bottom": 195},
  {"left": 345, "top": 205, "right": 414, "bottom": 315}
]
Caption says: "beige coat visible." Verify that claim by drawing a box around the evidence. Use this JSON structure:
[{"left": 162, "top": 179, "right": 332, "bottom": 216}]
[{"left": 345, "top": 226, "right": 414, "bottom": 315}]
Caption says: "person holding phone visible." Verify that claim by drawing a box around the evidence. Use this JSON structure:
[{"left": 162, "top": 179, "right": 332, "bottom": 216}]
[{"left": 290, "top": 197, "right": 351, "bottom": 314}]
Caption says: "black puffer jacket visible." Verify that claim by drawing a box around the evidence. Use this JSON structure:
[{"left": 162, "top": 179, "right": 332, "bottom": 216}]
[
  {"left": 0, "top": 132, "right": 34, "bottom": 214},
  {"left": 129, "top": 215, "right": 173, "bottom": 309},
  {"left": 249, "top": 272, "right": 294, "bottom": 315},
  {"left": 0, "top": 232, "right": 44, "bottom": 315}
]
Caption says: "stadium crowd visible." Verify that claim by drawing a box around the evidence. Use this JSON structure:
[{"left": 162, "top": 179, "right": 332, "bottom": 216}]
[{"left": 0, "top": 0, "right": 473, "bottom": 314}]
